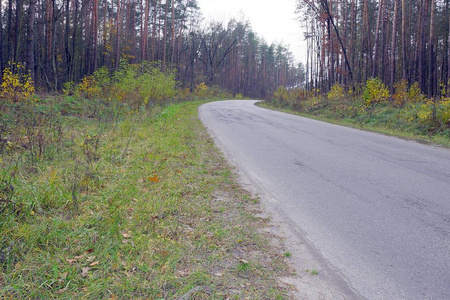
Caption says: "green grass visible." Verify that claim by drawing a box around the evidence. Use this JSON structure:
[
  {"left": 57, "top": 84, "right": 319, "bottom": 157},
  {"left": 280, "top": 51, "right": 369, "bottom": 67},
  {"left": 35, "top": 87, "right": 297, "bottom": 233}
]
[
  {"left": 1, "top": 100, "right": 289, "bottom": 298},
  {"left": 259, "top": 101, "right": 450, "bottom": 148}
]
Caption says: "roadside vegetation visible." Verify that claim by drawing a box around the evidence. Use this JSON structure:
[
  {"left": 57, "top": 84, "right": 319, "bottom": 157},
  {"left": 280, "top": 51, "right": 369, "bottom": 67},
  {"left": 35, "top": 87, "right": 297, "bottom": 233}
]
[
  {"left": 0, "top": 63, "right": 290, "bottom": 298},
  {"left": 265, "top": 79, "right": 450, "bottom": 146}
]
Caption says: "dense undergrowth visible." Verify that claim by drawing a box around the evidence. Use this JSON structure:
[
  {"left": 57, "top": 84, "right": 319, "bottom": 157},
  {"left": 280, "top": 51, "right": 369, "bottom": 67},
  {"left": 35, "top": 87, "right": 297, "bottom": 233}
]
[
  {"left": 0, "top": 63, "right": 288, "bottom": 298},
  {"left": 268, "top": 79, "right": 450, "bottom": 145}
]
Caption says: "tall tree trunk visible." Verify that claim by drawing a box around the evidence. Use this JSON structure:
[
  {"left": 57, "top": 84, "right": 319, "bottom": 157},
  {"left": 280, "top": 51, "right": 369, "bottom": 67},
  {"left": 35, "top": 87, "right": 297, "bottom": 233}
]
[
  {"left": 14, "top": 0, "right": 22, "bottom": 64},
  {"left": 443, "top": 0, "right": 449, "bottom": 93},
  {"left": 350, "top": 0, "right": 357, "bottom": 81},
  {"left": 401, "top": 0, "right": 407, "bottom": 80},
  {"left": 390, "top": 0, "right": 399, "bottom": 92},
  {"left": 71, "top": 0, "right": 79, "bottom": 81},
  {"left": 85, "top": 1, "right": 92, "bottom": 74},
  {"left": 65, "top": 0, "right": 71, "bottom": 81},
  {"left": 151, "top": 0, "right": 157, "bottom": 60},
  {"left": 142, "top": 0, "right": 150, "bottom": 60},
  {"left": 321, "top": 0, "right": 353, "bottom": 84},
  {"left": 162, "top": 0, "right": 168, "bottom": 70},
  {"left": 327, "top": 17, "right": 333, "bottom": 90},
  {"left": 448, "top": 0, "right": 450, "bottom": 96},
  {"left": 92, "top": 0, "right": 98, "bottom": 71},
  {"left": 102, "top": 0, "right": 108, "bottom": 67},
  {"left": 27, "top": 0, "right": 36, "bottom": 82},
  {"left": 419, "top": 0, "right": 428, "bottom": 92},
  {"left": 171, "top": 0, "right": 176, "bottom": 67},
  {"left": 373, "top": 0, "right": 384, "bottom": 77},
  {"left": 46, "top": 0, "right": 53, "bottom": 74},
  {"left": 362, "top": 0, "right": 372, "bottom": 80},
  {"left": 115, "top": 0, "right": 122, "bottom": 69},
  {"left": 0, "top": 0, "right": 3, "bottom": 80},
  {"left": 428, "top": 0, "right": 435, "bottom": 96},
  {"left": 7, "top": 0, "right": 13, "bottom": 64}
]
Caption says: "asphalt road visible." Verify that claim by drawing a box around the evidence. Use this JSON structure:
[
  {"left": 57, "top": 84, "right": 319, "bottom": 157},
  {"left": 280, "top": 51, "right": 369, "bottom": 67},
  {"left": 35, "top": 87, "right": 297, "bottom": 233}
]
[{"left": 199, "top": 100, "right": 450, "bottom": 300}]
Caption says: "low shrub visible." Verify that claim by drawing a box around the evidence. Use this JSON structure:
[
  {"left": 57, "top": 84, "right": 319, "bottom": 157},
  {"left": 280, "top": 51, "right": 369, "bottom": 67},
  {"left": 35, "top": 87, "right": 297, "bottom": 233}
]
[
  {"left": 363, "top": 77, "right": 390, "bottom": 107},
  {"left": 0, "top": 62, "right": 35, "bottom": 103}
]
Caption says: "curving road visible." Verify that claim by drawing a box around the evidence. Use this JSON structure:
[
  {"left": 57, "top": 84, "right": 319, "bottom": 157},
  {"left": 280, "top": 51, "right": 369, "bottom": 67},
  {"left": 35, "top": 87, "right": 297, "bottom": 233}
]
[{"left": 199, "top": 100, "right": 450, "bottom": 300}]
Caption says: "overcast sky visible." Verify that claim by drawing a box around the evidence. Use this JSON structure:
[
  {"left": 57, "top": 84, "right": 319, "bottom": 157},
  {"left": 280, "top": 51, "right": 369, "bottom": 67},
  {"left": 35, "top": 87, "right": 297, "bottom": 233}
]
[{"left": 196, "top": 0, "right": 306, "bottom": 64}]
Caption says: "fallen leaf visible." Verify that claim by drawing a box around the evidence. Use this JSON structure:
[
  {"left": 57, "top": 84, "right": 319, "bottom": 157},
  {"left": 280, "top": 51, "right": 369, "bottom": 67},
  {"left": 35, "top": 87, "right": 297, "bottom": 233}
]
[
  {"left": 89, "top": 261, "right": 100, "bottom": 267},
  {"left": 55, "top": 288, "right": 66, "bottom": 294},
  {"left": 122, "top": 240, "right": 129, "bottom": 244},
  {"left": 86, "top": 248, "right": 93, "bottom": 253},
  {"left": 81, "top": 267, "right": 90, "bottom": 278},
  {"left": 214, "top": 272, "right": 223, "bottom": 277},
  {"left": 86, "top": 256, "right": 96, "bottom": 262},
  {"left": 239, "top": 259, "right": 248, "bottom": 265},
  {"left": 121, "top": 232, "right": 132, "bottom": 238},
  {"left": 61, "top": 272, "right": 68, "bottom": 280},
  {"left": 66, "top": 259, "right": 77, "bottom": 264},
  {"left": 74, "top": 254, "right": 85, "bottom": 260},
  {"left": 148, "top": 175, "right": 159, "bottom": 182}
]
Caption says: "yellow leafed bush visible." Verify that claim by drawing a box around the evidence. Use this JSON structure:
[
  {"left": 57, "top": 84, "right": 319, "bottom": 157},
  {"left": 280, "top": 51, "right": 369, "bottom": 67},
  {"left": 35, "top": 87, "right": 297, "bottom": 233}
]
[
  {"left": 327, "top": 83, "right": 345, "bottom": 102},
  {"left": 393, "top": 80, "right": 424, "bottom": 107},
  {"left": 194, "top": 82, "right": 210, "bottom": 98},
  {"left": 76, "top": 75, "right": 101, "bottom": 99},
  {"left": 363, "top": 77, "right": 390, "bottom": 106},
  {"left": 417, "top": 98, "right": 450, "bottom": 127},
  {"left": 274, "top": 86, "right": 289, "bottom": 102},
  {"left": 0, "top": 62, "right": 35, "bottom": 102}
]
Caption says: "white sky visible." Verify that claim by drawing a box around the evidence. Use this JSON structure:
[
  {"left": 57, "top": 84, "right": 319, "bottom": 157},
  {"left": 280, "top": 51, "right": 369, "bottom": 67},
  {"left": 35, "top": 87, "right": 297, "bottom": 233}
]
[{"left": 196, "top": 0, "right": 307, "bottom": 64}]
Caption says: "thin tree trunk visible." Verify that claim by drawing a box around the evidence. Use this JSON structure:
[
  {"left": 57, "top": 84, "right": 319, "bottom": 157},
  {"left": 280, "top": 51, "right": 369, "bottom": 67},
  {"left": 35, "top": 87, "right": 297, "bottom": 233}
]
[
  {"left": 7, "top": 0, "right": 13, "bottom": 64},
  {"left": 419, "top": 0, "right": 428, "bottom": 92},
  {"left": 162, "top": 0, "right": 169, "bottom": 70},
  {"left": 27, "top": 0, "right": 36, "bottom": 82},
  {"left": 0, "top": 0, "right": 4, "bottom": 80},
  {"left": 142, "top": 0, "right": 150, "bottom": 60},
  {"left": 442, "top": 0, "right": 449, "bottom": 93},
  {"left": 390, "top": 0, "right": 399, "bottom": 92},
  {"left": 171, "top": 0, "right": 176, "bottom": 67},
  {"left": 71, "top": 0, "right": 79, "bottom": 81},
  {"left": 14, "top": 0, "right": 22, "bottom": 64},
  {"left": 428, "top": 0, "right": 435, "bottom": 96},
  {"left": 321, "top": 0, "right": 353, "bottom": 84},
  {"left": 115, "top": 0, "right": 122, "bottom": 69},
  {"left": 448, "top": 0, "right": 450, "bottom": 95},
  {"left": 46, "top": 0, "right": 53, "bottom": 73},
  {"left": 362, "top": 0, "right": 371, "bottom": 80},
  {"left": 401, "top": 0, "right": 407, "bottom": 80},
  {"left": 102, "top": 0, "right": 108, "bottom": 67},
  {"left": 65, "top": 0, "right": 71, "bottom": 80},
  {"left": 92, "top": 0, "right": 98, "bottom": 71},
  {"left": 151, "top": 0, "right": 157, "bottom": 60},
  {"left": 327, "top": 17, "right": 332, "bottom": 90},
  {"left": 373, "top": 0, "right": 384, "bottom": 77}
]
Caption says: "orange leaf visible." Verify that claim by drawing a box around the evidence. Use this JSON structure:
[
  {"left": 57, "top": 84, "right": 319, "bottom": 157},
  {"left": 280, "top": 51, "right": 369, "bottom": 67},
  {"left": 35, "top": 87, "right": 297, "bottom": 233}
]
[
  {"left": 89, "top": 261, "right": 100, "bottom": 267},
  {"left": 148, "top": 175, "right": 159, "bottom": 182}
]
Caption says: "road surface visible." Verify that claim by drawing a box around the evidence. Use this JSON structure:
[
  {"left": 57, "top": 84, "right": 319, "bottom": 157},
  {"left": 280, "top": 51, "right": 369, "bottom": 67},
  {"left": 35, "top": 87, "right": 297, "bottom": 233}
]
[{"left": 199, "top": 100, "right": 450, "bottom": 300}]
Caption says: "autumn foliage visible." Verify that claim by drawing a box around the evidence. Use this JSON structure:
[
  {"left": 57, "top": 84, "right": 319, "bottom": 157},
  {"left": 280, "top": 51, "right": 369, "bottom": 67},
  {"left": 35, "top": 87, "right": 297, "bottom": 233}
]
[{"left": 0, "top": 63, "right": 35, "bottom": 103}]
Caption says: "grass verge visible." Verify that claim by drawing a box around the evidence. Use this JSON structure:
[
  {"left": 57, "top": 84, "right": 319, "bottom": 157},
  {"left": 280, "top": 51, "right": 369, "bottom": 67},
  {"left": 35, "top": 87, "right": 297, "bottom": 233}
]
[
  {"left": 258, "top": 101, "right": 450, "bottom": 148},
  {"left": 1, "top": 100, "right": 290, "bottom": 299}
]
